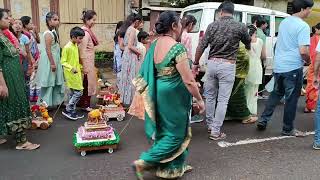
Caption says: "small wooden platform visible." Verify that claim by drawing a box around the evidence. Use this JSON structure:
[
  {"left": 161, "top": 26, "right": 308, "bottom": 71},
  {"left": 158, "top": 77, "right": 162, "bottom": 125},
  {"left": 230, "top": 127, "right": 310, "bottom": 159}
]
[{"left": 75, "top": 144, "right": 118, "bottom": 156}]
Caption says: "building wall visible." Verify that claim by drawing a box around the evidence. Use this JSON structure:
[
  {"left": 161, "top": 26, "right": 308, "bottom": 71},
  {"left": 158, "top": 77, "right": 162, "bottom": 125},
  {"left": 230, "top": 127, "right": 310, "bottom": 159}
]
[
  {"left": 38, "top": 0, "right": 50, "bottom": 32},
  {"left": 10, "top": 0, "right": 32, "bottom": 18},
  {"left": 3, "top": 0, "right": 126, "bottom": 52}
]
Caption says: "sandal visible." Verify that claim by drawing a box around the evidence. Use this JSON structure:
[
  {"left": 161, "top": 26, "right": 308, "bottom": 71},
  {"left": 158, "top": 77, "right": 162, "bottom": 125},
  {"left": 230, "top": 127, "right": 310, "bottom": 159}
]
[
  {"left": 184, "top": 165, "right": 193, "bottom": 173},
  {"left": 304, "top": 108, "right": 315, "bottom": 113},
  {"left": 132, "top": 160, "right": 145, "bottom": 180},
  {"left": 242, "top": 116, "right": 258, "bottom": 124},
  {"left": 209, "top": 132, "right": 226, "bottom": 141},
  {"left": 0, "top": 139, "right": 7, "bottom": 145},
  {"left": 16, "top": 141, "right": 40, "bottom": 150}
]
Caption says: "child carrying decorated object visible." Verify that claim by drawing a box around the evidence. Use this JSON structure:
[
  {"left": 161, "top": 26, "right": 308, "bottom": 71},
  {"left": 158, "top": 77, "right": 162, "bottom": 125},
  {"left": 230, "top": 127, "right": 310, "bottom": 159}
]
[{"left": 61, "top": 27, "right": 86, "bottom": 120}]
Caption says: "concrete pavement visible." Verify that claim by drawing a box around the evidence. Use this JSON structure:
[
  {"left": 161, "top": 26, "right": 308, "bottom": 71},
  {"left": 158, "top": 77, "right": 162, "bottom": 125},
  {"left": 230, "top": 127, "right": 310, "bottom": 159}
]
[
  {"left": 0, "top": 69, "right": 318, "bottom": 180},
  {"left": 0, "top": 99, "right": 318, "bottom": 180}
]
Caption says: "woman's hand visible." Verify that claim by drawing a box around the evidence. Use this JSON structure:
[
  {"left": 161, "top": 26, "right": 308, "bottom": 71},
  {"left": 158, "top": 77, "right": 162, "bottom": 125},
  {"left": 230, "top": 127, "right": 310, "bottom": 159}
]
[
  {"left": 33, "top": 61, "right": 38, "bottom": 70},
  {"left": 192, "top": 64, "right": 200, "bottom": 77},
  {"left": 27, "top": 65, "right": 33, "bottom": 76},
  {"left": 71, "top": 68, "right": 78, "bottom": 74},
  {"left": 313, "top": 77, "right": 319, "bottom": 89},
  {"left": 0, "top": 83, "right": 8, "bottom": 98},
  {"left": 196, "top": 99, "right": 205, "bottom": 114},
  {"left": 50, "top": 63, "right": 57, "bottom": 72},
  {"left": 82, "top": 68, "right": 88, "bottom": 75}
]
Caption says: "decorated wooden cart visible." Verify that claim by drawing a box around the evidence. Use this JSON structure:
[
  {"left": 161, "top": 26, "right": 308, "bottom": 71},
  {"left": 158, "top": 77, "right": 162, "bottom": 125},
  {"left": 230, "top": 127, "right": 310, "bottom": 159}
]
[
  {"left": 30, "top": 101, "right": 53, "bottom": 130},
  {"left": 73, "top": 109, "right": 121, "bottom": 156},
  {"left": 73, "top": 131, "right": 120, "bottom": 156}
]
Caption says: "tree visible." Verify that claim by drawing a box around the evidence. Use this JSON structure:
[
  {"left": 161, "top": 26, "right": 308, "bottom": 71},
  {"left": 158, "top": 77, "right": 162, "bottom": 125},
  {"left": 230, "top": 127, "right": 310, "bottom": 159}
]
[{"left": 167, "top": 0, "right": 253, "bottom": 8}]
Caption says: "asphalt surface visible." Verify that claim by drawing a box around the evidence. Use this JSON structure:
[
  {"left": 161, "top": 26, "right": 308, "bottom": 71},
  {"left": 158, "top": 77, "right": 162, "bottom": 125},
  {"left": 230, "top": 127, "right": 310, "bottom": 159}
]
[{"left": 0, "top": 98, "right": 319, "bottom": 180}]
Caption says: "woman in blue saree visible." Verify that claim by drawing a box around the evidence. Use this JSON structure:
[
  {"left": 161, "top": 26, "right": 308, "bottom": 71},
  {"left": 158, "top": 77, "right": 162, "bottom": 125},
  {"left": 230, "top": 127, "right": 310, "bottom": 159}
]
[{"left": 132, "top": 11, "right": 205, "bottom": 179}]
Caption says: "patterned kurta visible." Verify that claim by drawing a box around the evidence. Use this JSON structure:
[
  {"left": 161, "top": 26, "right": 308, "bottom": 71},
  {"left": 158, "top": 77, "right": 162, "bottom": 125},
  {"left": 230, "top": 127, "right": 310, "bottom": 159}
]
[
  {"left": 0, "top": 34, "right": 31, "bottom": 136},
  {"left": 119, "top": 26, "right": 139, "bottom": 105}
]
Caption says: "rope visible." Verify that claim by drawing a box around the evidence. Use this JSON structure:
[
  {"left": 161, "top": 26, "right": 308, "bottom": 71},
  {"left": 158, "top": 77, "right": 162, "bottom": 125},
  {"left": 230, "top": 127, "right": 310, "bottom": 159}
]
[
  {"left": 119, "top": 115, "right": 135, "bottom": 136},
  {"left": 52, "top": 102, "right": 63, "bottom": 120}
]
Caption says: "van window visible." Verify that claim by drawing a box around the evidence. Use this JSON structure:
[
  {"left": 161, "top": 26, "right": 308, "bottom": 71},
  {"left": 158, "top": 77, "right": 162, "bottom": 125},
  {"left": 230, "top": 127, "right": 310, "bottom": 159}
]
[
  {"left": 214, "top": 11, "right": 242, "bottom": 22},
  {"left": 275, "top": 17, "right": 285, "bottom": 36},
  {"left": 184, "top": 9, "right": 203, "bottom": 33},
  {"left": 247, "top": 14, "right": 271, "bottom": 36}
]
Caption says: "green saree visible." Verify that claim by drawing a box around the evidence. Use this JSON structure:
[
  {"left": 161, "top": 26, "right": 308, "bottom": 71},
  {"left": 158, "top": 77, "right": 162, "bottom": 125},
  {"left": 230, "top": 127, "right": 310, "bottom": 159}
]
[
  {"left": 133, "top": 41, "right": 192, "bottom": 179},
  {"left": 226, "top": 43, "right": 251, "bottom": 120}
]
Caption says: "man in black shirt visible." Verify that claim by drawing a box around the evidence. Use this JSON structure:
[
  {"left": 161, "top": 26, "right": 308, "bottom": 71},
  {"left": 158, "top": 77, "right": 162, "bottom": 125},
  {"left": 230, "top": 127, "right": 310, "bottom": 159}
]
[{"left": 193, "top": 1, "right": 251, "bottom": 140}]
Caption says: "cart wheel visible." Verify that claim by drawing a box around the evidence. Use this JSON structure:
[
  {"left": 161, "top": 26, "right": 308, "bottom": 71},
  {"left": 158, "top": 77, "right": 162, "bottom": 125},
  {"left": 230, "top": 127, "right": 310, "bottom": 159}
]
[
  {"left": 40, "top": 122, "right": 49, "bottom": 130},
  {"left": 117, "top": 114, "right": 124, "bottom": 121},
  {"left": 81, "top": 151, "right": 86, "bottom": 156},
  {"left": 108, "top": 148, "right": 114, "bottom": 154},
  {"left": 31, "top": 122, "right": 38, "bottom": 129}
]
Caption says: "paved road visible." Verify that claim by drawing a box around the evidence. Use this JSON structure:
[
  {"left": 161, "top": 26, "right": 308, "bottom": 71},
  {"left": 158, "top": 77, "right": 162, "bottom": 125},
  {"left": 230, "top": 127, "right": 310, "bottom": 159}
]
[{"left": 0, "top": 98, "right": 318, "bottom": 180}]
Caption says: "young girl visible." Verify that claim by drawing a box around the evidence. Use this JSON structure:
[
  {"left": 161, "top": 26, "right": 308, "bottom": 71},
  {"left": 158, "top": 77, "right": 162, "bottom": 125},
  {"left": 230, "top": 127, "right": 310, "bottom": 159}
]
[
  {"left": 181, "top": 15, "right": 196, "bottom": 62},
  {"left": 21, "top": 16, "right": 41, "bottom": 102},
  {"left": 118, "top": 13, "right": 143, "bottom": 106},
  {"left": 78, "top": 10, "right": 99, "bottom": 111},
  {"left": 10, "top": 19, "right": 34, "bottom": 98},
  {"left": 128, "top": 31, "right": 150, "bottom": 120},
  {"left": 36, "top": 12, "right": 64, "bottom": 107},
  {"left": 113, "top": 21, "right": 123, "bottom": 89},
  {"left": 181, "top": 15, "right": 203, "bottom": 123},
  {"left": 245, "top": 25, "right": 266, "bottom": 119}
]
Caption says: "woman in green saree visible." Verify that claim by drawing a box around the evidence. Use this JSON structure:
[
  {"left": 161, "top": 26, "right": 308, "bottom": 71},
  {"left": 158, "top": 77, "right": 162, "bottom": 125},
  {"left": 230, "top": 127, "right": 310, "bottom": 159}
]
[
  {"left": 132, "top": 11, "right": 204, "bottom": 179},
  {"left": 225, "top": 42, "right": 257, "bottom": 124}
]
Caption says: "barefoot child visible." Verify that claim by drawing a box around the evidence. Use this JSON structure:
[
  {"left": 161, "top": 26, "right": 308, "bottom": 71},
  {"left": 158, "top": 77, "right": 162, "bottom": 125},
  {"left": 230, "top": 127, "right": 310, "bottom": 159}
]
[{"left": 61, "top": 27, "right": 86, "bottom": 120}]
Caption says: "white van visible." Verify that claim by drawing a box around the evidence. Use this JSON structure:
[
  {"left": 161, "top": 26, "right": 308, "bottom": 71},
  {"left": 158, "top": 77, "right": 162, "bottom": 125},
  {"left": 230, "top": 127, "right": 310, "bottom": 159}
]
[{"left": 181, "top": 2, "right": 290, "bottom": 75}]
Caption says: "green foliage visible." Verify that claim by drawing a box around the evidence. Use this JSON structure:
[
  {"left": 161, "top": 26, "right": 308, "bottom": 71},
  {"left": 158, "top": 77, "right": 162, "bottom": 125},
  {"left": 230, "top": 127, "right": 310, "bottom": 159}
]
[
  {"left": 95, "top": 51, "right": 113, "bottom": 61},
  {"left": 167, "top": 0, "right": 252, "bottom": 8}
]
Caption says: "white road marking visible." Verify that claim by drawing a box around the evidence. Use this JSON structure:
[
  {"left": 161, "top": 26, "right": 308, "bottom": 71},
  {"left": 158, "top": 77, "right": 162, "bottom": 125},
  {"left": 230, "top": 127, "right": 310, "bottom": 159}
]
[{"left": 217, "top": 131, "right": 315, "bottom": 148}]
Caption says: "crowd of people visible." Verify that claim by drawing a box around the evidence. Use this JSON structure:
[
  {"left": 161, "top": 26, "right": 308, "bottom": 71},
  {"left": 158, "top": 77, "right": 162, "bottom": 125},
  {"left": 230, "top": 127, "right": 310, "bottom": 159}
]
[
  {"left": 0, "top": 9, "right": 101, "bottom": 150},
  {"left": 0, "top": 0, "right": 319, "bottom": 179}
]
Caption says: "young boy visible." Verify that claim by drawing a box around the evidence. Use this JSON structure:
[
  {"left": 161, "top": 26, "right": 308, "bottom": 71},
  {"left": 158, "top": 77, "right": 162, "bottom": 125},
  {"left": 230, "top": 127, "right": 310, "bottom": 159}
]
[
  {"left": 61, "top": 27, "right": 85, "bottom": 120},
  {"left": 136, "top": 31, "right": 149, "bottom": 64}
]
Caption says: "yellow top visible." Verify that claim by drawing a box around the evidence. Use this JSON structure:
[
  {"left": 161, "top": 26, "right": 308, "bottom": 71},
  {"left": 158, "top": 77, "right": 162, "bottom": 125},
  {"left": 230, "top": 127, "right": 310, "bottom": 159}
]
[{"left": 61, "top": 41, "right": 83, "bottom": 90}]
